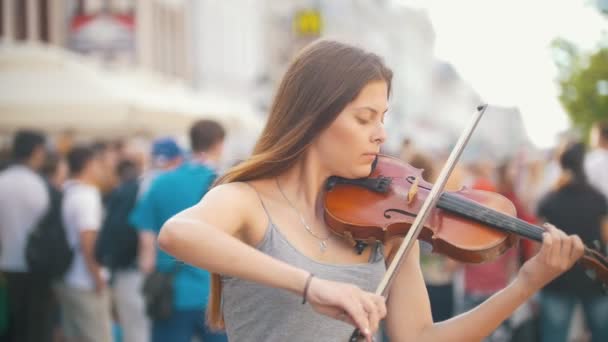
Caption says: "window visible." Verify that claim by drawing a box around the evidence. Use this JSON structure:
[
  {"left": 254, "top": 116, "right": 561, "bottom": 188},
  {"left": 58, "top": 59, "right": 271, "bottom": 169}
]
[
  {"left": 15, "top": 0, "right": 26, "bottom": 40},
  {"left": 39, "top": 0, "right": 49, "bottom": 42},
  {"left": 0, "top": 0, "right": 4, "bottom": 37}
]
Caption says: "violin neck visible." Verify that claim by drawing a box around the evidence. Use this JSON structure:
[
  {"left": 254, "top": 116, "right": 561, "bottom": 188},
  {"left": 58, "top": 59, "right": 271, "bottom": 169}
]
[{"left": 438, "top": 193, "right": 545, "bottom": 242}]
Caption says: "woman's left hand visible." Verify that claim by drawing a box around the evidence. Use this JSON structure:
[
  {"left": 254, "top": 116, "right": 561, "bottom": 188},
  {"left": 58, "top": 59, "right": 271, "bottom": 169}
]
[{"left": 516, "top": 223, "right": 585, "bottom": 293}]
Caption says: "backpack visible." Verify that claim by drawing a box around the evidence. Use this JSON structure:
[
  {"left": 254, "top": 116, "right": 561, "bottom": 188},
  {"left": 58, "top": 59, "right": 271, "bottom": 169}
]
[
  {"left": 25, "top": 182, "right": 73, "bottom": 279},
  {"left": 95, "top": 179, "right": 140, "bottom": 270}
]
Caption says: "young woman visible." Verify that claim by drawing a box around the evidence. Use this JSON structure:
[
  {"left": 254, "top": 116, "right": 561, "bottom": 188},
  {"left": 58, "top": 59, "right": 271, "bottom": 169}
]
[{"left": 157, "top": 40, "right": 585, "bottom": 342}]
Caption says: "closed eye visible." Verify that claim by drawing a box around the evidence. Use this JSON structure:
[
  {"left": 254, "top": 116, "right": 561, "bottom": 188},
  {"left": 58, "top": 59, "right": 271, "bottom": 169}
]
[
  {"left": 356, "top": 117, "right": 370, "bottom": 125},
  {"left": 354, "top": 106, "right": 389, "bottom": 124}
]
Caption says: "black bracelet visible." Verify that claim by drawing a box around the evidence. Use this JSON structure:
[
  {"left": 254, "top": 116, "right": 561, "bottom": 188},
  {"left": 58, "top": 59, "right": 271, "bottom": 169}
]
[{"left": 302, "top": 273, "right": 314, "bottom": 305}]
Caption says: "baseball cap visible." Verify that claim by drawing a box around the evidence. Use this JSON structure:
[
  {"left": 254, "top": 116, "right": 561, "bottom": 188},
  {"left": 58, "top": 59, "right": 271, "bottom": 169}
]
[{"left": 151, "top": 137, "right": 182, "bottom": 166}]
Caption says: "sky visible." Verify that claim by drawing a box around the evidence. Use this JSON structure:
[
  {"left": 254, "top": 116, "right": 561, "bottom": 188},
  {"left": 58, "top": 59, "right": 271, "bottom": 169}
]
[{"left": 400, "top": 0, "right": 607, "bottom": 148}]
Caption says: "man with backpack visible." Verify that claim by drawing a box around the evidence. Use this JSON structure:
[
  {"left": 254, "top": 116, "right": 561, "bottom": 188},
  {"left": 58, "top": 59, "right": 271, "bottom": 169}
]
[
  {"left": 55, "top": 145, "right": 112, "bottom": 342},
  {"left": 96, "top": 158, "right": 146, "bottom": 342},
  {"left": 0, "top": 130, "right": 51, "bottom": 342}
]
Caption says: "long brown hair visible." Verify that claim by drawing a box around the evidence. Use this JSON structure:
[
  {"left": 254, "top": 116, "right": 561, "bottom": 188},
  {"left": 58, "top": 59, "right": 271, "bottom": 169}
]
[{"left": 207, "top": 39, "right": 393, "bottom": 330}]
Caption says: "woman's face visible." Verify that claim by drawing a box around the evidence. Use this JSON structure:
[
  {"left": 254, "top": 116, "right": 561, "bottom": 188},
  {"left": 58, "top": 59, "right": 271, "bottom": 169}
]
[{"left": 313, "top": 80, "right": 388, "bottom": 179}]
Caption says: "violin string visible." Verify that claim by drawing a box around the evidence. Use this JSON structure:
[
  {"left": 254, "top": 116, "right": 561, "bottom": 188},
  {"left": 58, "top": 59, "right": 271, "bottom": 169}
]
[
  {"left": 443, "top": 196, "right": 543, "bottom": 241},
  {"left": 390, "top": 178, "right": 607, "bottom": 272},
  {"left": 389, "top": 176, "right": 545, "bottom": 240},
  {"left": 437, "top": 193, "right": 544, "bottom": 241},
  {"left": 389, "top": 176, "right": 543, "bottom": 240},
  {"left": 440, "top": 195, "right": 608, "bottom": 272},
  {"left": 439, "top": 193, "right": 523, "bottom": 231},
  {"left": 439, "top": 194, "right": 543, "bottom": 240}
]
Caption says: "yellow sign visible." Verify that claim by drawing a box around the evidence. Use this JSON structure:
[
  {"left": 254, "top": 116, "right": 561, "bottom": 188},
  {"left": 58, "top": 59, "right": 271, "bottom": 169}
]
[{"left": 293, "top": 9, "right": 322, "bottom": 36}]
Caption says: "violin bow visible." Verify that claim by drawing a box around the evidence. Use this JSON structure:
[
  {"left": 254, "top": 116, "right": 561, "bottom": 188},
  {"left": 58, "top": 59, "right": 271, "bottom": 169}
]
[{"left": 349, "top": 104, "right": 488, "bottom": 342}]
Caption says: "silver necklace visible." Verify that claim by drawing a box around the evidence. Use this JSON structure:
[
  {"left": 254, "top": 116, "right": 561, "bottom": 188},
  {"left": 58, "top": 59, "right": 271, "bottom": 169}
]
[{"left": 275, "top": 178, "right": 330, "bottom": 252}]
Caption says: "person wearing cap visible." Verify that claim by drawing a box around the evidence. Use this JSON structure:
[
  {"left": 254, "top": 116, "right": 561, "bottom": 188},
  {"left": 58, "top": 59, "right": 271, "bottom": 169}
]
[
  {"left": 130, "top": 120, "right": 226, "bottom": 342},
  {"left": 109, "top": 137, "right": 183, "bottom": 342},
  {"left": 137, "top": 137, "right": 183, "bottom": 199}
]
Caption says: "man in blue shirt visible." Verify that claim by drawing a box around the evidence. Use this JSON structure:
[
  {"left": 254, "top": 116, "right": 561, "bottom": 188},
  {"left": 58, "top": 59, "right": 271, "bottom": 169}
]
[
  {"left": 108, "top": 137, "right": 183, "bottom": 342},
  {"left": 130, "top": 120, "right": 227, "bottom": 342}
]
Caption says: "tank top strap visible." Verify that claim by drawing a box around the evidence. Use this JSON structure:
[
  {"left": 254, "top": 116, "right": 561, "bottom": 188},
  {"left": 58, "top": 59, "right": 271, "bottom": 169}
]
[{"left": 242, "top": 182, "right": 274, "bottom": 226}]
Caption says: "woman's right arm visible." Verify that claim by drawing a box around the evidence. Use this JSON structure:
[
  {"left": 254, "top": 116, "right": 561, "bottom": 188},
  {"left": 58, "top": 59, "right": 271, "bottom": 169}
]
[
  {"left": 157, "top": 182, "right": 385, "bottom": 340},
  {"left": 158, "top": 183, "right": 310, "bottom": 295}
]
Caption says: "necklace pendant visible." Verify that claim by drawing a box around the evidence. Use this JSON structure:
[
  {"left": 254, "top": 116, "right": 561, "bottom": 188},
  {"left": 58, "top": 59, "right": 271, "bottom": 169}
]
[{"left": 320, "top": 240, "right": 327, "bottom": 252}]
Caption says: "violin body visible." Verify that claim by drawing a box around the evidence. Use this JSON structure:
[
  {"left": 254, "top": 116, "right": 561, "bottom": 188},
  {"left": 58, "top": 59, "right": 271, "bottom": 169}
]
[
  {"left": 325, "top": 155, "right": 521, "bottom": 264},
  {"left": 325, "top": 153, "right": 608, "bottom": 294}
]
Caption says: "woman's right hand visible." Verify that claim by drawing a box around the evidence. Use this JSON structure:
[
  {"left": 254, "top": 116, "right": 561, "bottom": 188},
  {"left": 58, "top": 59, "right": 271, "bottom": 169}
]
[{"left": 306, "top": 277, "right": 387, "bottom": 341}]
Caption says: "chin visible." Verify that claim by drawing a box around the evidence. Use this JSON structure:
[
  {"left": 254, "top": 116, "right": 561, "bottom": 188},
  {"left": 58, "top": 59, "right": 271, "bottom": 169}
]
[
  {"left": 347, "top": 164, "right": 373, "bottom": 179},
  {"left": 330, "top": 159, "right": 373, "bottom": 179}
]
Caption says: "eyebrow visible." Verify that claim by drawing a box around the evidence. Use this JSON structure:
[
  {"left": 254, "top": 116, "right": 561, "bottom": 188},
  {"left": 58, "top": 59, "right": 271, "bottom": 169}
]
[{"left": 354, "top": 106, "right": 389, "bottom": 115}]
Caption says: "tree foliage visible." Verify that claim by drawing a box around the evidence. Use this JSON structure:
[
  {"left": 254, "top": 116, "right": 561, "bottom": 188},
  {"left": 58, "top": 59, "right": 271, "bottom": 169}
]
[{"left": 552, "top": 38, "right": 608, "bottom": 136}]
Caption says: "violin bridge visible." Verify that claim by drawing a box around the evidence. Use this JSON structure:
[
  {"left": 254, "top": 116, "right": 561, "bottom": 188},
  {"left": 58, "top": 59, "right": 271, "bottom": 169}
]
[{"left": 408, "top": 176, "right": 419, "bottom": 204}]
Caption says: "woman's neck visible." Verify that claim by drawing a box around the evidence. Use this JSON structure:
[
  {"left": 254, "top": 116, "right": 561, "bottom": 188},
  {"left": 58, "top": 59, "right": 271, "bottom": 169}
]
[{"left": 275, "top": 151, "right": 331, "bottom": 219}]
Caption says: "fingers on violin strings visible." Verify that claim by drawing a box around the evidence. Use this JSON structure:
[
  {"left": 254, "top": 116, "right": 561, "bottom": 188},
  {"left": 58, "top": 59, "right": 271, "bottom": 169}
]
[
  {"left": 543, "top": 222, "right": 556, "bottom": 231},
  {"left": 549, "top": 226, "right": 564, "bottom": 268},
  {"left": 570, "top": 235, "right": 585, "bottom": 262},
  {"left": 542, "top": 231, "right": 553, "bottom": 264},
  {"left": 557, "top": 229, "right": 572, "bottom": 270}
]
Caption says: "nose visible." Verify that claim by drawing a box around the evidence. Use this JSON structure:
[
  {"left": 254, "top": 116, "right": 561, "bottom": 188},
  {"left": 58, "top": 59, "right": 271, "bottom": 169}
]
[{"left": 372, "top": 123, "right": 387, "bottom": 145}]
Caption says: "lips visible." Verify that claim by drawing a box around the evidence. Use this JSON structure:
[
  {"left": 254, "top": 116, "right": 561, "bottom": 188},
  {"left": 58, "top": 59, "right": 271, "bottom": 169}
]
[{"left": 362, "top": 153, "right": 377, "bottom": 161}]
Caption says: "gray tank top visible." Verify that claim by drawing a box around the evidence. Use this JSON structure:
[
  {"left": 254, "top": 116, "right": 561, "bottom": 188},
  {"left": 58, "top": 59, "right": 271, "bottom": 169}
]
[{"left": 221, "top": 186, "right": 386, "bottom": 342}]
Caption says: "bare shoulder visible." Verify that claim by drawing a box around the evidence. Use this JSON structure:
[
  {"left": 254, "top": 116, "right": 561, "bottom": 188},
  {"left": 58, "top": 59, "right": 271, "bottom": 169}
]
[
  {"left": 195, "top": 181, "right": 270, "bottom": 245},
  {"left": 201, "top": 182, "right": 258, "bottom": 207}
]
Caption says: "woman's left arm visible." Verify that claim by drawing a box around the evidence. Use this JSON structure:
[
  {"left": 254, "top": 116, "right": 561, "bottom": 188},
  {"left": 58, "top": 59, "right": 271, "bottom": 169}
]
[{"left": 385, "top": 224, "right": 584, "bottom": 342}]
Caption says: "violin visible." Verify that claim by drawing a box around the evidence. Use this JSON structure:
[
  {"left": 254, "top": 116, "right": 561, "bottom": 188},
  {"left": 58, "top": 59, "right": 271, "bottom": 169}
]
[{"left": 324, "top": 154, "right": 608, "bottom": 289}]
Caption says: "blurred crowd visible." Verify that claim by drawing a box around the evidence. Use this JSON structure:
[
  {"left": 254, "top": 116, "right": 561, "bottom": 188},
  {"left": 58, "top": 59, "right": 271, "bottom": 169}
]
[
  {"left": 0, "top": 119, "right": 228, "bottom": 342},
  {"left": 405, "top": 121, "right": 608, "bottom": 342},
  {"left": 0, "top": 121, "right": 607, "bottom": 342}
]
